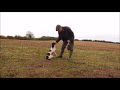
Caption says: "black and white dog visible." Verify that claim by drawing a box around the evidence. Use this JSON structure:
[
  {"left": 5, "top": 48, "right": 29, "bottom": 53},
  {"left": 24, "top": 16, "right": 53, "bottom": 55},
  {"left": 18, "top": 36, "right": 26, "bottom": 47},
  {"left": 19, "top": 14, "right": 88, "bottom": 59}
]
[{"left": 46, "top": 42, "right": 57, "bottom": 60}]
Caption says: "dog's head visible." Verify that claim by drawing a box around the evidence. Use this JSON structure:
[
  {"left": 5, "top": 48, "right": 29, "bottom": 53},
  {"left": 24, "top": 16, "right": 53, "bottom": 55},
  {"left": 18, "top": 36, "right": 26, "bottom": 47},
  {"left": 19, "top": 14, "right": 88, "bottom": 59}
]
[
  {"left": 46, "top": 53, "right": 53, "bottom": 60},
  {"left": 46, "top": 53, "right": 51, "bottom": 60},
  {"left": 46, "top": 56, "right": 51, "bottom": 60}
]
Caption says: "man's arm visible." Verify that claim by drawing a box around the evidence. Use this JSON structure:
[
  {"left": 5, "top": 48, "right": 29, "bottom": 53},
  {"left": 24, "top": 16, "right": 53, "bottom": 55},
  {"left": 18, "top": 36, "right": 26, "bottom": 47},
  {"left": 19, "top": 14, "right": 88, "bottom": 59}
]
[
  {"left": 56, "top": 37, "right": 61, "bottom": 43},
  {"left": 55, "top": 33, "right": 61, "bottom": 43},
  {"left": 66, "top": 27, "right": 74, "bottom": 43}
]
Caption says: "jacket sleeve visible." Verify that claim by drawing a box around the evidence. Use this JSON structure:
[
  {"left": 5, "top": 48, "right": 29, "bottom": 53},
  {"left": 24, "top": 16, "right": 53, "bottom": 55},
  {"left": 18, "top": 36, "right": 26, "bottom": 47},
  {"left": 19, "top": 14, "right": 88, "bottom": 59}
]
[{"left": 67, "top": 28, "right": 74, "bottom": 42}]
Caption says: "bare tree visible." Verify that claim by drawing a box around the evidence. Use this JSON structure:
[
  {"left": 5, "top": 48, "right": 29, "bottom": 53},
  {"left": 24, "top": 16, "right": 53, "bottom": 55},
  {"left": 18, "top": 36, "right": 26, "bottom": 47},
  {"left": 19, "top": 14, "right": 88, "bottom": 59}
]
[{"left": 26, "top": 31, "right": 34, "bottom": 39}]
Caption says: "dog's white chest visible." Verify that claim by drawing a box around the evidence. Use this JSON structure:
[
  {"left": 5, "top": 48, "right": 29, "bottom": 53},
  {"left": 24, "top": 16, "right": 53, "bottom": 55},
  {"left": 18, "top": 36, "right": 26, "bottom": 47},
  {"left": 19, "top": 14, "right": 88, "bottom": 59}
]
[
  {"left": 50, "top": 46, "right": 56, "bottom": 52},
  {"left": 46, "top": 43, "right": 57, "bottom": 60}
]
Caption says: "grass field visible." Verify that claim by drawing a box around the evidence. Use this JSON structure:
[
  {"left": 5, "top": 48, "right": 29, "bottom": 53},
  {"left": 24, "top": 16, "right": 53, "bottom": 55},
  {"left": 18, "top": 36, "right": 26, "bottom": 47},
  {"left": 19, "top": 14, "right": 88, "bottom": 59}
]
[{"left": 0, "top": 39, "right": 120, "bottom": 78}]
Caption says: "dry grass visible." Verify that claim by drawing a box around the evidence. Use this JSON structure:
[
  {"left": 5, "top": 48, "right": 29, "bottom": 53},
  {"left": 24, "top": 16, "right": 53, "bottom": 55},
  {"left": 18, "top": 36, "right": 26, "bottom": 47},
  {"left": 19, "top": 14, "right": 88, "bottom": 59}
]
[{"left": 0, "top": 39, "right": 120, "bottom": 78}]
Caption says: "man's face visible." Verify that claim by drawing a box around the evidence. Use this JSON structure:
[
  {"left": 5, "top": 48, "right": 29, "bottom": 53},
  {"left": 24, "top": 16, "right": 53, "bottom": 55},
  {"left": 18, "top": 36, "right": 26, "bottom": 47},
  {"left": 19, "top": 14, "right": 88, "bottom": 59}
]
[{"left": 58, "top": 27, "right": 62, "bottom": 33}]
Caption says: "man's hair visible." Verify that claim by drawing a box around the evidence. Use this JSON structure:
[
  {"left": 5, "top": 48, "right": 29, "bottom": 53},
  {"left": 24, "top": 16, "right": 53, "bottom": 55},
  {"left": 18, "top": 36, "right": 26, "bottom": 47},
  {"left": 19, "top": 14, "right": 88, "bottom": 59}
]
[{"left": 56, "top": 25, "right": 61, "bottom": 31}]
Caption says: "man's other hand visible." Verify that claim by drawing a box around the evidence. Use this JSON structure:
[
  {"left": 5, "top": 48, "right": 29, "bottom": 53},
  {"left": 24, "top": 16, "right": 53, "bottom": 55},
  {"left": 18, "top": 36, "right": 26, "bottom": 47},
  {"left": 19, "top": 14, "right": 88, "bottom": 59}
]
[{"left": 67, "top": 40, "right": 70, "bottom": 43}]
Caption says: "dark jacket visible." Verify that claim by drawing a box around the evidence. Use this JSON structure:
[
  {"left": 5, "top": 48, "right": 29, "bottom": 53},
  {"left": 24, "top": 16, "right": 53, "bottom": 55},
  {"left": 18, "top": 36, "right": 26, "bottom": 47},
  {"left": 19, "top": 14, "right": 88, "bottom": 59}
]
[{"left": 56, "top": 26, "right": 74, "bottom": 43}]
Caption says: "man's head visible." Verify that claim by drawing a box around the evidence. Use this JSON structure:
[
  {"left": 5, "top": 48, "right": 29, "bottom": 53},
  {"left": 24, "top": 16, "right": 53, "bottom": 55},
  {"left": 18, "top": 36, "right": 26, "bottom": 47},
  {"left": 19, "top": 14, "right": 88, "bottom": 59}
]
[{"left": 56, "top": 25, "right": 63, "bottom": 32}]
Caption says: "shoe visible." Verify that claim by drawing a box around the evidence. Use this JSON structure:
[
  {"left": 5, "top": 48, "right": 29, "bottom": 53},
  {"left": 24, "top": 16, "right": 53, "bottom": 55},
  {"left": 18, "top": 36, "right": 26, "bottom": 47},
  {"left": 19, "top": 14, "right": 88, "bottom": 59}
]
[{"left": 57, "top": 56, "right": 62, "bottom": 58}]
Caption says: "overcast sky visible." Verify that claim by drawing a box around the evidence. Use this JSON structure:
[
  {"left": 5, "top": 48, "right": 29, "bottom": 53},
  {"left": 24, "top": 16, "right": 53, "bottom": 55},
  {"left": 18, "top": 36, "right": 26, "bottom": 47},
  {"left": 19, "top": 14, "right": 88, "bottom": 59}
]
[{"left": 0, "top": 12, "right": 119, "bottom": 42}]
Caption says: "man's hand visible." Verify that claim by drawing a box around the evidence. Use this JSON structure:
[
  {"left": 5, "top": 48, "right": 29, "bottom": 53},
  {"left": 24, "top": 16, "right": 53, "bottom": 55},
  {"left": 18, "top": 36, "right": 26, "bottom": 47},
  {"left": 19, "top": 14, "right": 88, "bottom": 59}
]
[{"left": 67, "top": 40, "right": 70, "bottom": 43}]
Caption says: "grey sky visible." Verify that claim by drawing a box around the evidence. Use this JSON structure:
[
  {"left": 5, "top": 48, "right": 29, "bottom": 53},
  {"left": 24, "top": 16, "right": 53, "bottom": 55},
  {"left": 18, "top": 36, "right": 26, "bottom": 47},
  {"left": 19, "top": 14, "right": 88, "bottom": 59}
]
[{"left": 0, "top": 12, "right": 120, "bottom": 42}]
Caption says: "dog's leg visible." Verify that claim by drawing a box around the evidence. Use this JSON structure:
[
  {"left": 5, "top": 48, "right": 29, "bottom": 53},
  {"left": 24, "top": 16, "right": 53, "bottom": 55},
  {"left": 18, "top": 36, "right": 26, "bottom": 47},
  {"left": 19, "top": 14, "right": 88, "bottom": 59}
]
[{"left": 54, "top": 52, "right": 57, "bottom": 56}]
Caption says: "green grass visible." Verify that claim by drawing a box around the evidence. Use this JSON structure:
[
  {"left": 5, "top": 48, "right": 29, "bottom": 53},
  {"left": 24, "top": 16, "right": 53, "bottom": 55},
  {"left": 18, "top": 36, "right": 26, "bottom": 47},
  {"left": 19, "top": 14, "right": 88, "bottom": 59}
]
[{"left": 0, "top": 39, "right": 120, "bottom": 78}]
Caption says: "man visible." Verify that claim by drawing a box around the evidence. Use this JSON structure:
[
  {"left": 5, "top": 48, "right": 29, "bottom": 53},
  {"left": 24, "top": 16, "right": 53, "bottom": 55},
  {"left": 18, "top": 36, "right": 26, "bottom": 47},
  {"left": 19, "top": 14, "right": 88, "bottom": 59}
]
[{"left": 54, "top": 24, "right": 74, "bottom": 60}]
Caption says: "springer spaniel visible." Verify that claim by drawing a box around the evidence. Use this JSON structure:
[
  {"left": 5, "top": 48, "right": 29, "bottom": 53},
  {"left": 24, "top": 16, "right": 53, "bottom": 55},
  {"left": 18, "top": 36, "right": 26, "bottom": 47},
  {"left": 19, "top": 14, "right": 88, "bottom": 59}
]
[{"left": 46, "top": 42, "right": 57, "bottom": 60}]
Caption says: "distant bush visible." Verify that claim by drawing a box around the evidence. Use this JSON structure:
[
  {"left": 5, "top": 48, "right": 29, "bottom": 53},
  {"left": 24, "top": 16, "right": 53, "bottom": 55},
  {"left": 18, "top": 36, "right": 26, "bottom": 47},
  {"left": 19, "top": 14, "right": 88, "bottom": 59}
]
[
  {"left": 14, "top": 35, "right": 30, "bottom": 40},
  {"left": 74, "top": 39, "right": 79, "bottom": 41},
  {"left": 7, "top": 36, "right": 14, "bottom": 39},
  {"left": 93, "top": 40, "right": 114, "bottom": 43},
  {"left": 93, "top": 40, "right": 106, "bottom": 42},
  {"left": 82, "top": 39, "right": 92, "bottom": 41},
  {"left": 81, "top": 39, "right": 120, "bottom": 44},
  {"left": 37, "top": 36, "right": 57, "bottom": 40},
  {"left": 15, "top": 35, "right": 23, "bottom": 39},
  {"left": 0, "top": 35, "right": 6, "bottom": 39},
  {"left": 113, "top": 42, "right": 120, "bottom": 44}
]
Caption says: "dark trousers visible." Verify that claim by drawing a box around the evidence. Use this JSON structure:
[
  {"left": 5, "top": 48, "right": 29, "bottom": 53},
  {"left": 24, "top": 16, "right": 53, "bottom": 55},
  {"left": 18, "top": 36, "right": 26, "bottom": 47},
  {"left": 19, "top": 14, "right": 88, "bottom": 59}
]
[{"left": 60, "top": 41, "right": 74, "bottom": 59}]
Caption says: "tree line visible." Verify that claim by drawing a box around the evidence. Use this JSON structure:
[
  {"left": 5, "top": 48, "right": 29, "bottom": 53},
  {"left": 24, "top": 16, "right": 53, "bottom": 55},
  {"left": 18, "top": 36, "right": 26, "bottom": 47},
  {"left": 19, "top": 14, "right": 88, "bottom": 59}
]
[
  {"left": 0, "top": 31, "right": 119, "bottom": 44},
  {"left": 0, "top": 35, "right": 57, "bottom": 40},
  {"left": 0, "top": 35, "right": 119, "bottom": 44},
  {"left": 0, "top": 31, "right": 57, "bottom": 40}
]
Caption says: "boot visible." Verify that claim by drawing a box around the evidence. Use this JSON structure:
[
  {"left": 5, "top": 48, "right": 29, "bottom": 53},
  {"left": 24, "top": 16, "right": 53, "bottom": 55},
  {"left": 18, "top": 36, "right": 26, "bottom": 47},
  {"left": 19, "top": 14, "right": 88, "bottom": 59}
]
[{"left": 68, "top": 50, "right": 73, "bottom": 60}]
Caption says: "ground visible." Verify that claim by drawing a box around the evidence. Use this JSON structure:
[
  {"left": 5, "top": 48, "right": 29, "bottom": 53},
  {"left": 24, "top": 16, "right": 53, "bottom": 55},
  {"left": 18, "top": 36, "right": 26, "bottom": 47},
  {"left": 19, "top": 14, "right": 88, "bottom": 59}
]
[{"left": 0, "top": 39, "right": 120, "bottom": 78}]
